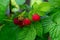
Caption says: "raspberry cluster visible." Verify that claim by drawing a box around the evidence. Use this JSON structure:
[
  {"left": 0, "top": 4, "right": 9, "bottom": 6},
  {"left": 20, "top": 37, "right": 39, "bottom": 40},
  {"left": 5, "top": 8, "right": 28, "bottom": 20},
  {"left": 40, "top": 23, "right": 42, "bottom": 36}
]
[{"left": 13, "top": 14, "right": 40, "bottom": 27}]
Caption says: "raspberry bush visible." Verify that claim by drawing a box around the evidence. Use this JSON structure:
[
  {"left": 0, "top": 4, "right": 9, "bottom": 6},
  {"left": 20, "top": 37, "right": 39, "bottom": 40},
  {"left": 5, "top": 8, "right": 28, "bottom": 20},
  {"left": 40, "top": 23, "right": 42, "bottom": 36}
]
[{"left": 0, "top": 0, "right": 60, "bottom": 40}]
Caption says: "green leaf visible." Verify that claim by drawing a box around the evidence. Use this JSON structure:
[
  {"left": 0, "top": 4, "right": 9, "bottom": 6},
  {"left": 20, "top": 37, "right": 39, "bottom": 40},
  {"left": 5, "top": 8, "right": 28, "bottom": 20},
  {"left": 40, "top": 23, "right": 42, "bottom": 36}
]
[
  {"left": 41, "top": 17, "right": 56, "bottom": 34},
  {"left": 49, "top": 25, "right": 60, "bottom": 40},
  {"left": 35, "top": 36, "right": 41, "bottom": 40},
  {"left": 49, "top": 11, "right": 60, "bottom": 40},
  {"left": 0, "top": 0, "right": 9, "bottom": 20},
  {"left": 47, "top": 8, "right": 60, "bottom": 16},
  {"left": 39, "top": 2, "right": 51, "bottom": 12},
  {"left": 34, "top": 22, "right": 43, "bottom": 37},
  {"left": 0, "top": 22, "right": 19, "bottom": 40},
  {"left": 32, "top": 3, "right": 39, "bottom": 12},
  {"left": 15, "top": 0, "right": 26, "bottom": 5},
  {"left": 28, "top": 11, "right": 33, "bottom": 20},
  {"left": 0, "top": 23, "right": 36, "bottom": 40},
  {"left": 48, "top": 0, "right": 60, "bottom": 7},
  {"left": 51, "top": 11, "right": 60, "bottom": 25},
  {"left": 0, "top": 24, "right": 5, "bottom": 31},
  {"left": 31, "top": 2, "right": 51, "bottom": 16},
  {"left": 42, "top": 11, "right": 60, "bottom": 40},
  {"left": 18, "top": 25, "right": 36, "bottom": 40},
  {"left": 17, "top": 24, "right": 36, "bottom": 40},
  {"left": 30, "top": 0, "right": 43, "bottom": 6},
  {"left": 30, "top": 3, "right": 45, "bottom": 16}
]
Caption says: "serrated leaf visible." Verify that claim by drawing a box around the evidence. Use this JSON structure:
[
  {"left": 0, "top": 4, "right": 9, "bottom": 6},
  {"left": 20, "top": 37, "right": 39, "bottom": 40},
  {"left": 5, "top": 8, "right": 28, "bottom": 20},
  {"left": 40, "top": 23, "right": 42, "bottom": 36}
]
[
  {"left": 31, "top": 2, "right": 51, "bottom": 16},
  {"left": 47, "top": 8, "right": 60, "bottom": 16},
  {"left": 39, "top": 2, "right": 51, "bottom": 12},
  {"left": 51, "top": 11, "right": 60, "bottom": 25},
  {"left": 41, "top": 17, "right": 56, "bottom": 34},
  {"left": 17, "top": 24, "right": 36, "bottom": 40},
  {"left": 49, "top": 11, "right": 60, "bottom": 40},
  {"left": 49, "top": 25, "right": 60, "bottom": 40},
  {"left": 0, "top": 0, "right": 9, "bottom": 20},
  {"left": 42, "top": 11, "right": 60, "bottom": 40},
  {"left": 48, "top": 0, "right": 60, "bottom": 7},
  {"left": 0, "top": 22, "right": 36, "bottom": 40},
  {"left": 0, "top": 22, "right": 19, "bottom": 40},
  {"left": 34, "top": 22, "right": 43, "bottom": 37},
  {"left": 30, "top": 3, "right": 45, "bottom": 16}
]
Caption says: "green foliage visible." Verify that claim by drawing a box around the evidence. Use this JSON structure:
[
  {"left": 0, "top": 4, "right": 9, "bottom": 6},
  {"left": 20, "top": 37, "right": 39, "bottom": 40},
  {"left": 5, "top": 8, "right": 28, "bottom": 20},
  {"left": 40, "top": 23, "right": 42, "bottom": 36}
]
[
  {"left": 0, "top": 0, "right": 9, "bottom": 20},
  {"left": 39, "top": 2, "right": 51, "bottom": 13},
  {"left": 51, "top": 11, "right": 60, "bottom": 25},
  {"left": 31, "top": 2, "right": 51, "bottom": 16},
  {"left": 48, "top": 11, "right": 60, "bottom": 40},
  {"left": 0, "top": 0, "right": 60, "bottom": 40},
  {"left": 17, "top": 24, "right": 36, "bottom": 40},
  {"left": 15, "top": 0, "right": 26, "bottom": 5},
  {"left": 41, "top": 10, "right": 60, "bottom": 40},
  {"left": 47, "top": 8, "right": 60, "bottom": 16},
  {"left": 48, "top": 0, "right": 60, "bottom": 7},
  {"left": 41, "top": 17, "right": 56, "bottom": 34},
  {"left": 0, "top": 22, "right": 18, "bottom": 40},
  {"left": 35, "top": 36, "right": 41, "bottom": 40},
  {"left": 49, "top": 25, "right": 60, "bottom": 40},
  {"left": 28, "top": 11, "right": 34, "bottom": 20},
  {"left": 30, "top": 0, "right": 43, "bottom": 6},
  {"left": 0, "top": 22, "right": 36, "bottom": 40},
  {"left": 34, "top": 22, "right": 43, "bottom": 37},
  {"left": 32, "top": 3, "right": 45, "bottom": 16}
]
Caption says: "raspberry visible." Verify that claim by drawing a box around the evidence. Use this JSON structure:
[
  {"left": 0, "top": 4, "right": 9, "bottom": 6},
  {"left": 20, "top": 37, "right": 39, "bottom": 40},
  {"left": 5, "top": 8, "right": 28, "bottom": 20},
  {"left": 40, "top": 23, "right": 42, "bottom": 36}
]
[
  {"left": 14, "top": 18, "right": 24, "bottom": 27},
  {"left": 18, "top": 21, "right": 24, "bottom": 27},
  {"left": 13, "top": 18, "right": 20, "bottom": 25},
  {"left": 32, "top": 14, "right": 40, "bottom": 21},
  {"left": 23, "top": 18, "right": 31, "bottom": 25}
]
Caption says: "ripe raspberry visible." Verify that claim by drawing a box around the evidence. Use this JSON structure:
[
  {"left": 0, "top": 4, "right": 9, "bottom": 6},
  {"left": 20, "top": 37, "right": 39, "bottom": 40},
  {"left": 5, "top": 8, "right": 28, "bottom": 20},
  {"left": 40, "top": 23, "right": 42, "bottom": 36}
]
[
  {"left": 32, "top": 14, "right": 40, "bottom": 21},
  {"left": 23, "top": 18, "right": 31, "bottom": 25},
  {"left": 13, "top": 18, "right": 20, "bottom": 25},
  {"left": 18, "top": 21, "right": 24, "bottom": 27}
]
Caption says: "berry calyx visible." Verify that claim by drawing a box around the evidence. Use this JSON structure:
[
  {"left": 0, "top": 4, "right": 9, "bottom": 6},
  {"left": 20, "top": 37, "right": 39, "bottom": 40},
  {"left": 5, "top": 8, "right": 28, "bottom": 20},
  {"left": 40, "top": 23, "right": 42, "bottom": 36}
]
[
  {"left": 18, "top": 16, "right": 24, "bottom": 21},
  {"left": 23, "top": 18, "right": 31, "bottom": 25},
  {"left": 32, "top": 14, "right": 40, "bottom": 21},
  {"left": 13, "top": 18, "right": 20, "bottom": 25}
]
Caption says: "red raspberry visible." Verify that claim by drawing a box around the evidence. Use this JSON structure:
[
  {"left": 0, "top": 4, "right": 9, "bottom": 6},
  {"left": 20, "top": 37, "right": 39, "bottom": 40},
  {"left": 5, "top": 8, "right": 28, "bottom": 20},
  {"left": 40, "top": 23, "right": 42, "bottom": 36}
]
[
  {"left": 13, "top": 18, "right": 20, "bottom": 25},
  {"left": 18, "top": 21, "right": 24, "bottom": 27},
  {"left": 23, "top": 18, "right": 31, "bottom": 25},
  {"left": 14, "top": 18, "right": 24, "bottom": 27},
  {"left": 32, "top": 14, "right": 40, "bottom": 21}
]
